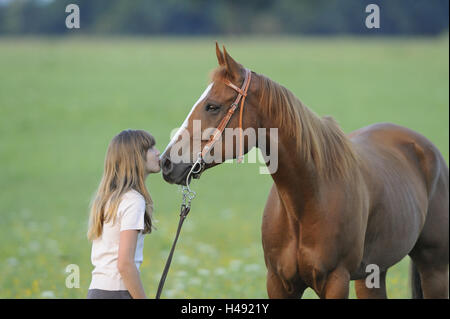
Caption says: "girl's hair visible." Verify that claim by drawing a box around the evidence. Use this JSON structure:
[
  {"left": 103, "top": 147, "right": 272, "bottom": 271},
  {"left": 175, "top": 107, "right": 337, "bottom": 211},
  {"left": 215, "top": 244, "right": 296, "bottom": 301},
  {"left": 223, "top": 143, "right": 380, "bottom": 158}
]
[{"left": 87, "top": 129, "right": 156, "bottom": 241}]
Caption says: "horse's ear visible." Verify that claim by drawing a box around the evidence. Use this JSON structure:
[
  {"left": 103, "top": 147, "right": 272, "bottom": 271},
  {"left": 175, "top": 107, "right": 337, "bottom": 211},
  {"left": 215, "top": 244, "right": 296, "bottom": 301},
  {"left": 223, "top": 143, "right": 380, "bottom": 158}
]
[
  {"left": 223, "top": 46, "right": 242, "bottom": 80},
  {"left": 215, "top": 42, "right": 225, "bottom": 66}
]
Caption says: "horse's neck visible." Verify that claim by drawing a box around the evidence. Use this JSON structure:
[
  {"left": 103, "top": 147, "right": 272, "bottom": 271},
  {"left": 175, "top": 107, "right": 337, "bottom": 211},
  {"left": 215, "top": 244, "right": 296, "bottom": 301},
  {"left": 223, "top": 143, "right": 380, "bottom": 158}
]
[
  {"left": 255, "top": 76, "right": 362, "bottom": 218},
  {"left": 258, "top": 102, "right": 352, "bottom": 219},
  {"left": 260, "top": 119, "right": 320, "bottom": 219}
]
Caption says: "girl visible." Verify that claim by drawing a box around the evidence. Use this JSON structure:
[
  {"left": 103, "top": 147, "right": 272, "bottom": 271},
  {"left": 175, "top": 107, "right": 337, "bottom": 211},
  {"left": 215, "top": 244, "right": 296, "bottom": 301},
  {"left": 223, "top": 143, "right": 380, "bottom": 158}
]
[{"left": 87, "top": 129, "right": 160, "bottom": 299}]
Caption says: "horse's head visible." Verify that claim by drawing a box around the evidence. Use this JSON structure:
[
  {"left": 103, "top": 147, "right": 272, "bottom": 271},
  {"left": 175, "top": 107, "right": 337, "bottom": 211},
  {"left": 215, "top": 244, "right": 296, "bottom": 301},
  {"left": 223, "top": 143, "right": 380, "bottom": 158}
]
[{"left": 160, "top": 43, "right": 261, "bottom": 185}]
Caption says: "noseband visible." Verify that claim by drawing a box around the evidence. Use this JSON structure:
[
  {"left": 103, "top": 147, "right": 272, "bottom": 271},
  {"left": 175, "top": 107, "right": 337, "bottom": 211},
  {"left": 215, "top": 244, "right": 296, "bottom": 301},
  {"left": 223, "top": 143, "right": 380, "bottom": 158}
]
[{"left": 188, "top": 68, "right": 252, "bottom": 182}]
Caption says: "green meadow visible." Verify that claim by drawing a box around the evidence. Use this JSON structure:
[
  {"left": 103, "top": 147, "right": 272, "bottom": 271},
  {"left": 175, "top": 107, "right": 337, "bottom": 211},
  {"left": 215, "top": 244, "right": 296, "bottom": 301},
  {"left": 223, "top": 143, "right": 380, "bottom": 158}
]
[{"left": 0, "top": 36, "right": 448, "bottom": 298}]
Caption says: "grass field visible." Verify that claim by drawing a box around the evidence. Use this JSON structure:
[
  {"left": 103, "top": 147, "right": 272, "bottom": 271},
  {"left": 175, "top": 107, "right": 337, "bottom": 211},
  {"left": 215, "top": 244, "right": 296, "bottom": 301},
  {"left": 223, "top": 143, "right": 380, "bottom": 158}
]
[{"left": 0, "top": 36, "right": 448, "bottom": 299}]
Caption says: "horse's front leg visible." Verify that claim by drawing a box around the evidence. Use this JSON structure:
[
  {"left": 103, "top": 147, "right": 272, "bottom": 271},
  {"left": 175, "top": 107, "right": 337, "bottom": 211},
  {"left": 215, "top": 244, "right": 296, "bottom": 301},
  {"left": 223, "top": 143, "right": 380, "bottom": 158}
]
[
  {"left": 266, "top": 268, "right": 307, "bottom": 299},
  {"left": 317, "top": 267, "right": 351, "bottom": 299},
  {"left": 355, "top": 270, "right": 387, "bottom": 299}
]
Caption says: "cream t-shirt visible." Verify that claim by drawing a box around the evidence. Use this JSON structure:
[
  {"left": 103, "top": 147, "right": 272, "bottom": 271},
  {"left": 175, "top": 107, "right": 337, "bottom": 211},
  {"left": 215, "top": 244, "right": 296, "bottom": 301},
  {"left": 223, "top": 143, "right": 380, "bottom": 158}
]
[{"left": 89, "top": 189, "right": 147, "bottom": 291}]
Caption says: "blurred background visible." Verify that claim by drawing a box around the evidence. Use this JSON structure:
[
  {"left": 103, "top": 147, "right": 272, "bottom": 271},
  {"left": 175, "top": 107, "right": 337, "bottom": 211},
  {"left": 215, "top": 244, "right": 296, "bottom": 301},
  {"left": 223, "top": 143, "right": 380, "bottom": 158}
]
[
  {"left": 0, "top": 0, "right": 448, "bottom": 35},
  {"left": 0, "top": 0, "right": 448, "bottom": 299}
]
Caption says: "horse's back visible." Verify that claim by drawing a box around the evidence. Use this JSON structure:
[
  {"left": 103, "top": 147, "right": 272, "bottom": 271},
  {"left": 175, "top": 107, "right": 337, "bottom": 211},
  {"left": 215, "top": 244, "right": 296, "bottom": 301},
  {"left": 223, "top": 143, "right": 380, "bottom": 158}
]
[
  {"left": 348, "top": 122, "right": 449, "bottom": 270},
  {"left": 349, "top": 122, "right": 447, "bottom": 201}
]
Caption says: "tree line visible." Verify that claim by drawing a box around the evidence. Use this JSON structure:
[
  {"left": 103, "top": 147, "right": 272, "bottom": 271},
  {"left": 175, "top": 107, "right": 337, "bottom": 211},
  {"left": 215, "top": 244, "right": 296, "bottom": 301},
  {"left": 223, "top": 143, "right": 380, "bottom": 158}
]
[{"left": 0, "top": 0, "right": 448, "bottom": 35}]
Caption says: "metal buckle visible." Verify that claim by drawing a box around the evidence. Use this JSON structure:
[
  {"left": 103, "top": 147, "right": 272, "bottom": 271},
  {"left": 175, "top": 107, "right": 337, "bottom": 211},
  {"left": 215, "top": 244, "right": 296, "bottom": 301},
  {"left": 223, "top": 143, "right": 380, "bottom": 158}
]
[{"left": 180, "top": 152, "right": 204, "bottom": 208}]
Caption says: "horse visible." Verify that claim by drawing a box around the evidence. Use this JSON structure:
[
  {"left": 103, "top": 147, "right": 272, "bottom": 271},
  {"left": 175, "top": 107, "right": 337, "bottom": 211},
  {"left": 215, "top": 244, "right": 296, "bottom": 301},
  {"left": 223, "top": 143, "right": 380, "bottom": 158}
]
[{"left": 160, "top": 43, "right": 449, "bottom": 299}]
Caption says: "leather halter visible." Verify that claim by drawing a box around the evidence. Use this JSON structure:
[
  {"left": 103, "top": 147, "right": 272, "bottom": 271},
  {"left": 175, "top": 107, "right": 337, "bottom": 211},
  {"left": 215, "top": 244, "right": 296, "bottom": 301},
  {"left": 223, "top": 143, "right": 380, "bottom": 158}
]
[{"left": 199, "top": 68, "right": 252, "bottom": 165}]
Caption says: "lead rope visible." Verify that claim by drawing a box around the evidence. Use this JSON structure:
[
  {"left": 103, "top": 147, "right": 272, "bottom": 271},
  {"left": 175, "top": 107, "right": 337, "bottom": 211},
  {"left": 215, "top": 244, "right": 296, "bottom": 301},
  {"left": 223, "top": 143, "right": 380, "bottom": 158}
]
[{"left": 155, "top": 155, "right": 202, "bottom": 299}]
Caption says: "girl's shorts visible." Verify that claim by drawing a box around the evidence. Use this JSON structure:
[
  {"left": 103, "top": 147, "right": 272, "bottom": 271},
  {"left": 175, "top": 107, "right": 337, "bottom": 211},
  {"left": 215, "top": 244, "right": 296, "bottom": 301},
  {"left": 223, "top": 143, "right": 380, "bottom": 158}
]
[{"left": 87, "top": 289, "right": 132, "bottom": 299}]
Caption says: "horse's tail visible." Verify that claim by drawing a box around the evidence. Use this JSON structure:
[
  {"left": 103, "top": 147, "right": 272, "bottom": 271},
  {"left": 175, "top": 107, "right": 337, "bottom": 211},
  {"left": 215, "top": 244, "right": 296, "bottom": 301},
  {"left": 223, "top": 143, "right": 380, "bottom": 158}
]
[{"left": 410, "top": 261, "right": 423, "bottom": 299}]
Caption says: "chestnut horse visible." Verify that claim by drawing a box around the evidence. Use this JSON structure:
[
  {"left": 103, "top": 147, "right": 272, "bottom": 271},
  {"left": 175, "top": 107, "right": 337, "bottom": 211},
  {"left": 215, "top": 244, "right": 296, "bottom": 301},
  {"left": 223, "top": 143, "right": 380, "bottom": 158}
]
[{"left": 160, "top": 44, "right": 449, "bottom": 298}]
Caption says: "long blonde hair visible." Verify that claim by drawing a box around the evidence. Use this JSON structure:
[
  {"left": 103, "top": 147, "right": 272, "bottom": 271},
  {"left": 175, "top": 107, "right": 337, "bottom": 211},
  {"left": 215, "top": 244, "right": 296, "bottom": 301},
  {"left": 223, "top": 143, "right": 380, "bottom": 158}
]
[{"left": 87, "top": 129, "right": 155, "bottom": 241}]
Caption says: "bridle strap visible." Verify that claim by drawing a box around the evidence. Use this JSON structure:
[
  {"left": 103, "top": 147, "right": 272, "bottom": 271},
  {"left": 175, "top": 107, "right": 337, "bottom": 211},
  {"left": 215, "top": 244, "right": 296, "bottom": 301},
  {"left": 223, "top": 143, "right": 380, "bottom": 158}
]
[
  {"left": 236, "top": 70, "right": 251, "bottom": 162},
  {"left": 200, "top": 68, "right": 252, "bottom": 163}
]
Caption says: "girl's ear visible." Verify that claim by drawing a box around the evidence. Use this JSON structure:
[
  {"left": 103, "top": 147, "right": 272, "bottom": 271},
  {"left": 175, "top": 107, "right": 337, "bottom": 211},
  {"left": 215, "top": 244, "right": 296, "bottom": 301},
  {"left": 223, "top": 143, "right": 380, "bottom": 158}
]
[
  {"left": 223, "top": 46, "right": 242, "bottom": 80},
  {"left": 215, "top": 41, "right": 225, "bottom": 66}
]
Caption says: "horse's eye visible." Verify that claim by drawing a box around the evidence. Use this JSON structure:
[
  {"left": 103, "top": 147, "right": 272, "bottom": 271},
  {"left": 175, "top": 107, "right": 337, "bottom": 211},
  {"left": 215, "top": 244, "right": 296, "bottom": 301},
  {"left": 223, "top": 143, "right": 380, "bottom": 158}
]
[{"left": 205, "top": 104, "right": 220, "bottom": 112}]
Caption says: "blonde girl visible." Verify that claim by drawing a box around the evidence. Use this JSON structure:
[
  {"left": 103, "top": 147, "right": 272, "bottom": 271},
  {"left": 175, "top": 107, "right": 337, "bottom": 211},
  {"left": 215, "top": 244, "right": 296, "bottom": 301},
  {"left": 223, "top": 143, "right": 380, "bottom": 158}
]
[{"left": 87, "top": 129, "right": 160, "bottom": 299}]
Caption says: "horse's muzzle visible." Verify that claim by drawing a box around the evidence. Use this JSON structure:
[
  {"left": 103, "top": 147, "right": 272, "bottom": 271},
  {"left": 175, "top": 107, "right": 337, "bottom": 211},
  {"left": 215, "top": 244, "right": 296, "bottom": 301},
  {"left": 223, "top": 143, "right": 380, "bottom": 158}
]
[{"left": 161, "top": 156, "right": 196, "bottom": 185}]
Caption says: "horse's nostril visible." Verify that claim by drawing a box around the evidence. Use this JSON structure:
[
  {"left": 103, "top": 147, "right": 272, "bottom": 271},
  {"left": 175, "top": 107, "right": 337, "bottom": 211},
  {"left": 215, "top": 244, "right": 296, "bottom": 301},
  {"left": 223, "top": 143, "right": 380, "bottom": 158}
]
[{"left": 162, "top": 157, "right": 173, "bottom": 173}]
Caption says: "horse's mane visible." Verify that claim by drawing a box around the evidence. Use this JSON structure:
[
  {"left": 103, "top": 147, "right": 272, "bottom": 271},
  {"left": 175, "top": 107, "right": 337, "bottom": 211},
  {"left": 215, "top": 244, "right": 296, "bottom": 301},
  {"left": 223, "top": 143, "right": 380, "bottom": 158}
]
[{"left": 211, "top": 67, "right": 360, "bottom": 181}]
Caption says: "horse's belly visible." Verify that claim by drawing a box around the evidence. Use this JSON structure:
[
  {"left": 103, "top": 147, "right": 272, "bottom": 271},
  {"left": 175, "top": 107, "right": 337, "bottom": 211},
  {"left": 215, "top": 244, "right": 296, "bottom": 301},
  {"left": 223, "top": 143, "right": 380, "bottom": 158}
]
[
  {"left": 352, "top": 122, "right": 432, "bottom": 272},
  {"left": 360, "top": 203, "right": 426, "bottom": 271}
]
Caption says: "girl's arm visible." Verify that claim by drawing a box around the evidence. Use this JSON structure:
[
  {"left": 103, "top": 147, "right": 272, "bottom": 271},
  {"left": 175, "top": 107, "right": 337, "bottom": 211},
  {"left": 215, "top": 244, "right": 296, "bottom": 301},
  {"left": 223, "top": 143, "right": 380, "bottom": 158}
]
[{"left": 118, "top": 230, "right": 147, "bottom": 299}]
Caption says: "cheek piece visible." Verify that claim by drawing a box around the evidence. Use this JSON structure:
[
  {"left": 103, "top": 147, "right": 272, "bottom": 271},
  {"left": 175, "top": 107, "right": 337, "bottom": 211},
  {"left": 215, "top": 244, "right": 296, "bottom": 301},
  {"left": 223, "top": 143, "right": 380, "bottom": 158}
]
[{"left": 189, "top": 68, "right": 252, "bottom": 184}]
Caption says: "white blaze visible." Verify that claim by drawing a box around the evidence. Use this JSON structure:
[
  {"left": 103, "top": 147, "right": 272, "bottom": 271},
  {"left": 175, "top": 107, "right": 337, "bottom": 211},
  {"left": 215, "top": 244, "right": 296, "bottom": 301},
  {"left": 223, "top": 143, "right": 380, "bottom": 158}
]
[{"left": 161, "top": 83, "right": 213, "bottom": 159}]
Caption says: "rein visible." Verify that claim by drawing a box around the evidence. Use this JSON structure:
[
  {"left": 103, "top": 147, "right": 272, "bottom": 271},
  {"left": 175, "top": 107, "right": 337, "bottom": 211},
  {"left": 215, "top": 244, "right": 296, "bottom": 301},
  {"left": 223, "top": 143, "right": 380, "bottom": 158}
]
[
  {"left": 155, "top": 163, "right": 198, "bottom": 299},
  {"left": 155, "top": 176, "right": 196, "bottom": 299},
  {"left": 155, "top": 68, "right": 252, "bottom": 299}
]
